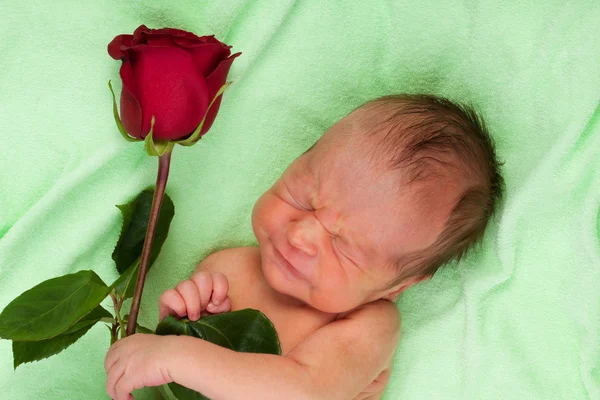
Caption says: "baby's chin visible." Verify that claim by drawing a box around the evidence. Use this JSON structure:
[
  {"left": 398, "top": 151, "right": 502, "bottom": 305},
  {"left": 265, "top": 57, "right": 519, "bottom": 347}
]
[{"left": 306, "top": 295, "right": 364, "bottom": 314}]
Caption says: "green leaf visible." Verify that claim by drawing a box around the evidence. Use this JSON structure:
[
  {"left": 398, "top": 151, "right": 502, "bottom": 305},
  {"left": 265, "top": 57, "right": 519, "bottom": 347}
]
[
  {"left": 157, "top": 384, "right": 180, "bottom": 400},
  {"left": 62, "top": 305, "right": 112, "bottom": 335},
  {"left": 111, "top": 188, "right": 175, "bottom": 275},
  {"left": 174, "top": 82, "right": 232, "bottom": 147},
  {"left": 110, "top": 257, "right": 140, "bottom": 300},
  {"left": 155, "top": 309, "right": 281, "bottom": 355},
  {"left": 155, "top": 309, "right": 281, "bottom": 400},
  {"left": 0, "top": 271, "right": 110, "bottom": 341},
  {"left": 12, "top": 305, "right": 112, "bottom": 369},
  {"left": 108, "top": 80, "right": 141, "bottom": 143}
]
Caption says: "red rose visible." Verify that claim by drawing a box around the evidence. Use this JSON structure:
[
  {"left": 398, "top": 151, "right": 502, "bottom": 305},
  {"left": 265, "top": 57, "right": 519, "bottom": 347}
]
[{"left": 108, "top": 25, "right": 241, "bottom": 142}]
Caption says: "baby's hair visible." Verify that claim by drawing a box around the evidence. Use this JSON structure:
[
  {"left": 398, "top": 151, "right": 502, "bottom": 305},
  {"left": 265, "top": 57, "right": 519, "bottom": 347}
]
[{"left": 349, "top": 94, "right": 505, "bottom": 286}]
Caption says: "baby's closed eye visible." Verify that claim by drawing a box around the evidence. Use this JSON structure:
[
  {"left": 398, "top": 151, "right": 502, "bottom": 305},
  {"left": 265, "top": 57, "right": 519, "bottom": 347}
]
[{"left": 332, "top": 236, "right": 359, "bottom": 267}]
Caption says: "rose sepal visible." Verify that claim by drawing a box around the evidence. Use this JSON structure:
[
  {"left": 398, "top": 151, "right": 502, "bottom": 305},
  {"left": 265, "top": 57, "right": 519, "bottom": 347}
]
[
  {"left": 144, "top": 116, "right": 175, "bottom": 157},
  {"left": 173, "top": 82, "right": 232, "bottom": 147},
  {"left": 108, "top": 80, "right": 142, "bottom": 143}
]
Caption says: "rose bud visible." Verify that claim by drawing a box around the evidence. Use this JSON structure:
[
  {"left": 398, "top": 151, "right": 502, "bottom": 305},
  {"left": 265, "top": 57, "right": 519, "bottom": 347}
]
[{"left": 108, "top": 25, "right": 241, "bottom": 152}]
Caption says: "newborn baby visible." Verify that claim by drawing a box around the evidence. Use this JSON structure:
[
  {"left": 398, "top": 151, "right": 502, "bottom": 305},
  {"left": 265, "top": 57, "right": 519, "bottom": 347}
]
[{"left": 105, "top": 94, "right": 504, "bottom": 400}]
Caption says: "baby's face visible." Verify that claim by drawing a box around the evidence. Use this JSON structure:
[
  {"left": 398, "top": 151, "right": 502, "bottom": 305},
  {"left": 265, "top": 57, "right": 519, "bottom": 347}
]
[{"left": 251, "top": 121, "right": 451, "bottom": 313}]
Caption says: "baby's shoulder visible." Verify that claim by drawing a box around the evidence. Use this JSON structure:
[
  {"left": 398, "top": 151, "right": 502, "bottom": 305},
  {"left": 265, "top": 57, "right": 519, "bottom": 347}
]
[
  {"left": 337, "top": 300, "right": 401, "bottom": 342},
  {"left": 198, "top": 246, "right": 260, "bottom": 272},
  {"left": 197, "top": 246, "right": 264, "bottom": 292}
]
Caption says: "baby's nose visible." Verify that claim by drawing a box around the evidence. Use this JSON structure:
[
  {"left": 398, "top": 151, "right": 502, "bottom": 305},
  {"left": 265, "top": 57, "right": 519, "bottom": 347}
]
[{"left": 287, "top": 219, "right": 318, "bottom": 257}]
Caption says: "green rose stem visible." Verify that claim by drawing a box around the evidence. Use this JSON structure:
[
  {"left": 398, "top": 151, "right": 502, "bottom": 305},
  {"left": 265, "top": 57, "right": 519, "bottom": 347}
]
[
  {"left": 109, "top": 293, "right": 125, "bottom": 344},
  {"left": 126, "top": 149, "right": 173, "bottom": 336},
  {"left": 108, "top": 79, "right": 233, "bottom": 338}
]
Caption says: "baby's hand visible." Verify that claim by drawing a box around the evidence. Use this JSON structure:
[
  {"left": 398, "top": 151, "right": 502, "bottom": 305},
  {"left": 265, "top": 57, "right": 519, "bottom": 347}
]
[{"left": 158, "top": 271, "right": 231, "bottom": 322}]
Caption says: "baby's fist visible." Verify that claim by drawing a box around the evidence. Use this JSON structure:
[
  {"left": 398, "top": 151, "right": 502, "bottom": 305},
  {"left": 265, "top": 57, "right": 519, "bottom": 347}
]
[
  {"left": 105, "top": 333, "right": 174, "bottom": 400},
  {"left": 158, "top": 271, "right": 231, "bottom": 322}
]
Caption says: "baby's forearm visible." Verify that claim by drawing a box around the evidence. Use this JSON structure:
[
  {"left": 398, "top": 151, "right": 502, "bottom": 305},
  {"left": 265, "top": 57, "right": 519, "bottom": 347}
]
[{"left": 165, "top": 335, "right": 319, "bottom": 400}]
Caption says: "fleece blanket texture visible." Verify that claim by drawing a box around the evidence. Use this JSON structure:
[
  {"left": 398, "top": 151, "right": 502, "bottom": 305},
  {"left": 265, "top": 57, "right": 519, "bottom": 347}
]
[{"left": 1, "top": 1, "right": 599, "bottom": 399}]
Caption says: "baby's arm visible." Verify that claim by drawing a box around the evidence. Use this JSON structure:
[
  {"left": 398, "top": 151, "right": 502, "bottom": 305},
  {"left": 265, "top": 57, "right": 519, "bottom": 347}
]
[{"left": 164, "top": 300, "right": 400, "bottom": 400}]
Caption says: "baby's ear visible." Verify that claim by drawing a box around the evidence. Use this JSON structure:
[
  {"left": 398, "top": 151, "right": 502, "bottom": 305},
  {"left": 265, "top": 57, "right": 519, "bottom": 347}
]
[{"left": 382, "top": 274, "right": 431, "bottom": 301}]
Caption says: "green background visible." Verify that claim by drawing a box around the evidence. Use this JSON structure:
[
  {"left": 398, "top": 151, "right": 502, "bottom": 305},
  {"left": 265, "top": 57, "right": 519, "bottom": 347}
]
[{"left": 1, "top": 1, "right": 599, "bottom": 399}]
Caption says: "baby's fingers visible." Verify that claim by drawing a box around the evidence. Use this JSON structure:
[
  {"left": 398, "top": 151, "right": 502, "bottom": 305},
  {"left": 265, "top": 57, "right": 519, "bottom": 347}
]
[
  {"left": 209, "top": 272, "right": 229, "bottom": 306},
  {"left": 175, "top": 280, "right": 201, "bottom": 321},
  {"left": 105, "top": 350, "right": 125, "bottom": 400},
  {"left": 158, "top": 289, "right": 186, "bottom": 321},
  {"left": 206, "top": 296, "right": 231, "bottom": 314},
  {"left": 115, "top": 375, "right": 134, "bottom": 400},
  {"left": 190, "top": 271, "right": 214, "bottom": 311}
]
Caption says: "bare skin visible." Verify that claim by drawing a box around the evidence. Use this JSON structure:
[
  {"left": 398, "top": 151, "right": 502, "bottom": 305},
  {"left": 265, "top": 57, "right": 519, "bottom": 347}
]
[
  {"left": 175, "top": 245, "right": 397, "bottom": 400},
  {"left": 107, "top": 108, "right": 460, "bottom": 400},
  {"left": 156, "top": 112, "right": 459, "bottom": 399}
]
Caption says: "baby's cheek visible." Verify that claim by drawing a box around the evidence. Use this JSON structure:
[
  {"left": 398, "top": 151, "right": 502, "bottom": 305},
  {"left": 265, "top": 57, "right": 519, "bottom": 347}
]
[
  {"left": 252, "top": 194, "right": 275, "bottom": 231},
  {"left": 252, "top": 193, "right": 289, "bottom": 236}
]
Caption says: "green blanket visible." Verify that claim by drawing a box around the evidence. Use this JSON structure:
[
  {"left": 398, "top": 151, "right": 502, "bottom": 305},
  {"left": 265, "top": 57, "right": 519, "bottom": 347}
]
[{"left": 1, "top": 1, "right": 599, "bottom": 399}]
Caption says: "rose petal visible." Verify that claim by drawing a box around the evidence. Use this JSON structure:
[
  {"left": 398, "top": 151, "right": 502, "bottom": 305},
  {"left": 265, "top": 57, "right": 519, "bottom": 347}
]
[
  {"left": 200, "top": 52, "right": 242, "bottom": 135},
  {"left": 142, "top": 33, "right": 224, "bottom": 50},
  {"left": 143, "top": 35, "right": 177, "bottom": 47},
  {"left": 187, "top": 42, "right": 232, "bottom": 76},
  {"left": 130, "top": 45, "right": 210, "bottom": 141},
  {"left": 172, "top": 36, "right": 228, "bottom": 49},
  {"left": 118, "top": 61, "right": 143, "bottom": 138},
  {"left": 107, "top": 34, "right": 133, "bottom": 60},
  {"left": 131, "top": 24, "right": 151, "bottom": 46},
  {"left": 147, "top": 27, "right": 205, "bottom": 41}
]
